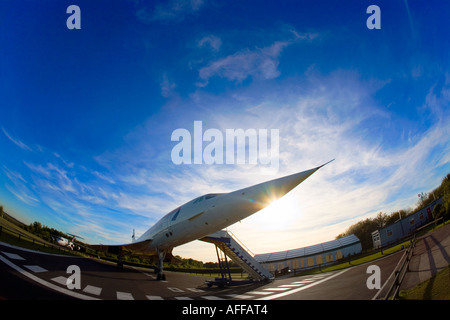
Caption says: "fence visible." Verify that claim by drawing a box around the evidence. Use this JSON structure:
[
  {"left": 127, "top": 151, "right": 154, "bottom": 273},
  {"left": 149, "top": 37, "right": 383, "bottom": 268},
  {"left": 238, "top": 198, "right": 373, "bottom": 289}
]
[{"left": 378, "top": 217, "right": 444, "bottom": 300}]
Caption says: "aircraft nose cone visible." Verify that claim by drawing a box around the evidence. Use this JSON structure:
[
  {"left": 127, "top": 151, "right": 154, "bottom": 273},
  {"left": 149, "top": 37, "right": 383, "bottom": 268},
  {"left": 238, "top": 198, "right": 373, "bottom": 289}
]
[{"left": 238, "top": 160, "right": 333, "bottom": 209}]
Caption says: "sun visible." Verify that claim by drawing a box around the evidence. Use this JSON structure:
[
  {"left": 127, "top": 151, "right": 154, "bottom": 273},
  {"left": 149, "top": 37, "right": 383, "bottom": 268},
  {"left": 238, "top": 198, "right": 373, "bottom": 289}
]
[{"left": 254, "top": 193, "right": 300, "bottom": 230}]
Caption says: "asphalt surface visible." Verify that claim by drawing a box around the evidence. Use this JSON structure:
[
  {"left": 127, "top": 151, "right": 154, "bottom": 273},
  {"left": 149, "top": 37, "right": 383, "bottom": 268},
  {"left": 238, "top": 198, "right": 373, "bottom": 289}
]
[{"left": 0, "top": 223, "right": 449, "bottom": 301}]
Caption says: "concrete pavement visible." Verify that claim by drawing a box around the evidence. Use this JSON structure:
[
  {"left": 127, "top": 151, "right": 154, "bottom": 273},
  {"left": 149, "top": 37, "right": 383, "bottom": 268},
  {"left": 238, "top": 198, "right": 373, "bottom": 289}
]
[{"left": 401, "top": 222, "right": 450, "bottom": 290}]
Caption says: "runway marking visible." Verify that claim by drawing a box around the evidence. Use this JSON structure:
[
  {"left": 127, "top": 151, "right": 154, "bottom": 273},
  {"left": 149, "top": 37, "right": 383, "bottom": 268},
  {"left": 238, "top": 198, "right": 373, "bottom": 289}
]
[
  {"left": 1, "top": 252, "right": 25, "bottom": 260},
  {"left": 202, "top": 295, "right": 225, "bottom": 300},
  {"left": 246, "top": 291, "right": 273, "bottom": 295},
  {"left": 24, "top": 265, "right": 48, "bottom": 273},
  {"left": 0, "top": 255, "right": 99, "bottom": 300},
  {"left": 117, "top": 291, "right": 134, "bottom": 300},
  {"left": 83, "top": 285, "right": 102, "bottom": 296},
  {"left": 146, "top": 295, "right": 164, "bottom": 300},
  {"left": 51, "top": 276, "right": 68, "bottom": 285},
  {"left": 168, "top": 287, "right": 184, "bottom": 293},
  {"left": 257, "top": 269, "right": 350, "bottom": 300},
  {"left": 186, "top": 288, "right": 205, "bottom": 293},
  {"left": 292, "top": 280, "right": 314, "bottom": 284},
  {"left": 278, "top": 284, "right": 304, "bottom": 287},
  {"left": 226, "top": 294, "right": 255, "bottom": 299},
  {"left": 264, "top": 287, "right": 290, "bottom": 291}
]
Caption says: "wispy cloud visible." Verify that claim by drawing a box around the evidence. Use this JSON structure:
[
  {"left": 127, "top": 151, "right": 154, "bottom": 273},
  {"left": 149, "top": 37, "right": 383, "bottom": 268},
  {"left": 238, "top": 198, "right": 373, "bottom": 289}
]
[
  {"left": 160, "top": 73, "right": 177, "bottom": 98},
  {"left": 2, "top": 127, "right": 32, "bottom": 151},
  {"left": 198, "top": 35, "right": 222, "bottom": 52},
  {"left": 135, "top": 0, "right": 206, "bottom": 23},
  {"left": 196, "top": 30, "right": 318, "bottom": 87},
  {"left": 197, "top": 40, "right": 291, "bottom": 86}
]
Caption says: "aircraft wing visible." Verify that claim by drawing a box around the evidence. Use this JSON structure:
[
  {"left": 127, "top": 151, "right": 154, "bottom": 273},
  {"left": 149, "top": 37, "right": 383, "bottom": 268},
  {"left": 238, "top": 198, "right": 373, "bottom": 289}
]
[{"left": 90, "top": 239, "right": 154, "bottom": 256}]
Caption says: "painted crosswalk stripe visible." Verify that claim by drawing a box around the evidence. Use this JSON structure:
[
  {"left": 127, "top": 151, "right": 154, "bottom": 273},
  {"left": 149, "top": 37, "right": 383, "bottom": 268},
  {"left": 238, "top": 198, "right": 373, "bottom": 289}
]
[
  {"left": 187, "top": 288, "right": 205, "bottom": 293},
  {"left": 226, "top": 294, "right": 255, "bottom": 299},
  {"left": 175, "top": 297, "right": 194, "bottom": 300},
  {"left": 83, "top": 285, "right": 102, "bottom": 296},
  {"left": 202, "top": 296, "right": 225, "bottom": 300},
  {"left": 117, "top": 291, "right": 134, "bottom": 300},
  {"left": 247, "top": 291, "right": 273, "bottom": 296},
  {"left": 1, "top": 252, "right": 25, "bottom": 260},
  {"left": 292, "top": 280, "right": 314, "bottom": 284},
  {"left": 24, "top": 265, "right": 47, "bottom": 273},
  {"left": 279, "top": 284, "right": 304, "bottom": 287},
  {"left": 264, "top": 287, "right": 290, "bottom": 291},
  {"left": 146, "top": 295, "right": 164, "bottom": 300},
  {"left": 168, "top": 287, "right": 184, "bottom": 293},
  {"left": 51, "top": 276, "right": 68, "bottom": 285}
]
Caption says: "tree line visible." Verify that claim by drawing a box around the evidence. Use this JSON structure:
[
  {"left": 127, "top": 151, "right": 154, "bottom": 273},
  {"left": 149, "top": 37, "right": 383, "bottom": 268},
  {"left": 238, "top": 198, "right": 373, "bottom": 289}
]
[{"left": 336, "top": 173, "right": 450, "bottom": 250}]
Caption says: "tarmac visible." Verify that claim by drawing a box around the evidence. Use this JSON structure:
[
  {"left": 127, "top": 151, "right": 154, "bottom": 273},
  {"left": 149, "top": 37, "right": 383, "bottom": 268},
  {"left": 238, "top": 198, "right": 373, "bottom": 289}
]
[{"left": 401, "top": 222, "right": 450, "bottom": 291}]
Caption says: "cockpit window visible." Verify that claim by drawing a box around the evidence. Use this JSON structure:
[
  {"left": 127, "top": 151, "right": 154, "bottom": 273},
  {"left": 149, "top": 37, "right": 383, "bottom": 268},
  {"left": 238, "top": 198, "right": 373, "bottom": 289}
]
[
  {"left": 193, "top": 196, "right": 204, "bottom": 204},
  {"left": 205, "top": 193, "right": 223, "bottom": 200}
]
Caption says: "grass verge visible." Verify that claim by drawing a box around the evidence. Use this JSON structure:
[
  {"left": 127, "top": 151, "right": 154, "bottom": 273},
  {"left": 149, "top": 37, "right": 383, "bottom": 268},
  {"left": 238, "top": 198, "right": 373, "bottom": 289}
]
[{"left": 398, "top": 265, "right": 450, "bottom": 300}]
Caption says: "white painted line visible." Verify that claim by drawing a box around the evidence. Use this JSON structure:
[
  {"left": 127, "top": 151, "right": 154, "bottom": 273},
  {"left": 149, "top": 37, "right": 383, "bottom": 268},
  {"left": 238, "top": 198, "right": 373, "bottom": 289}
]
[
  {"left": 202, "top": 296, "right": 225, "bottom": 300},
  {"left": 257, "top": 269, "right": 350, "bottom": 300},
  {"left": 186, "top": 288, "right": 205, "bottom": 293},
  {"left": 246, "top": 291, "right": 273, "bottom": 295},
  {"left": 292, "top": 280, "right": 314, "bottom": 284},
  {"left": 24, "top": 265, "right": 48, "bottom": 273},
  {"left": 146, "top": 295, "right": 164, "bottom": 300},
  {"left": 117, "top": 291, "right": 134, "bottom": 300},
  {"left": 263, "top": 287, "right": 290, "bottom": 291},
  {"left": 0, "top": 255, "right": 99, "bottom": 300},
  {"left": 1, "top": 252, "right": 25, "bottom": 260},
  {"left": 175, "top": 297, "right": 194, "bottom": 300},
  {"left": 226, "top": 294, "right": 255, "bottom": 299},
  {"left": 168, "top": 287, "right": 185, "bottom": 293},
  {"left": 51, "top": 276, "right": 68, "bottom": 285},
  {"left": 83, "top": 285, "right": 102, "bottom": 296},
  {"left": 278, "top": 284, "right": 304, "bottom": 287}
]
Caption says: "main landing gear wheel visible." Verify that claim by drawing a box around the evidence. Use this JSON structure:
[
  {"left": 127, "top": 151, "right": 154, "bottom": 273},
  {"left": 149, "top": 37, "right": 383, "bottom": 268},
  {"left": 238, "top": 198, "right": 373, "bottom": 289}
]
[
  {"left": 156, "top": 249, "right": 167, "bottom": 281},
  {"left": 157, "top": 273, "right": 166, "bottom": 281}
]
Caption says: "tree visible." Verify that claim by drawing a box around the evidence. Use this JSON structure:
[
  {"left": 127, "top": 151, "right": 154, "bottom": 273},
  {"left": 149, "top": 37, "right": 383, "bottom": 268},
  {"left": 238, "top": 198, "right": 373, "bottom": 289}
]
[{"left": 373, "top": 212, "right": 388, "bottom": 229}]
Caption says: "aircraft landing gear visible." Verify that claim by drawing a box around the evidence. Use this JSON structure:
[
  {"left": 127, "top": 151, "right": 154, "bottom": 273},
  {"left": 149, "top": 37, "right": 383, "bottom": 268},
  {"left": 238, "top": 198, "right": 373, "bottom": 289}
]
[{"left": 156, "top": 249, "right": 166, "bottom": 281}]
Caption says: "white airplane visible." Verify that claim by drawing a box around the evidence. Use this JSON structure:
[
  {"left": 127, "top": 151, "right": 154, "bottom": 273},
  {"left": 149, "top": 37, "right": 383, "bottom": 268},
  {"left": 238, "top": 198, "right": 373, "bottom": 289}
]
[
  {"left": 92, "top": 160, "right": 333, "bottom": 280},
  {"left": 53, "top": 234, "right": 82, "bottom": 251}
]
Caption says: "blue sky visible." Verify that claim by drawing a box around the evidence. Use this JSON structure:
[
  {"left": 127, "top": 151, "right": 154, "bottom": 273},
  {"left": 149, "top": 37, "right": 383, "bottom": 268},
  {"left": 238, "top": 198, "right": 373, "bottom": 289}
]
[{"left": 1, "top": 0, "right": 449, "bottom": 261}]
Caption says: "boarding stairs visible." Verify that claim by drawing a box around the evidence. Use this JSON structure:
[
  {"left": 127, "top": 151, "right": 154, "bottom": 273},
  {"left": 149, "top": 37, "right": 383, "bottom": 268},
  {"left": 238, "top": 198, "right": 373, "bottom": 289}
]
[{"left": 200, "top": 230, "right": 274, "bottom": 282}]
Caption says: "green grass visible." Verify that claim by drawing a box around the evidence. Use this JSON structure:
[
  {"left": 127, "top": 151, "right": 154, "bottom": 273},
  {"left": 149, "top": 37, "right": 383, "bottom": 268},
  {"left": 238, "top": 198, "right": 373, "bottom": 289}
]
[
  {"left": 0, "top": 217, "right": 78, "bottom": 256},
  {"left": 398, "top": 265, "right": 450, "bottom": 300}
]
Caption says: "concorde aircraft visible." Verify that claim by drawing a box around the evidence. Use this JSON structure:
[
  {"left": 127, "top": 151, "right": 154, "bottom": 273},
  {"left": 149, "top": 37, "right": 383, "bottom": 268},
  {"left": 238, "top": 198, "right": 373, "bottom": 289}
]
[{"left": 91, "top": 160, "right": 333, "bottom": 280}]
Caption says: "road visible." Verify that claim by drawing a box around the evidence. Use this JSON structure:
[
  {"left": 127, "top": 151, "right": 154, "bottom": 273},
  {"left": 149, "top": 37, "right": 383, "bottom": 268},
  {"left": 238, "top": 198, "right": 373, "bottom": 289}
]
[{"left": 0, "top": 240, "right": 401, "bottom": 301}]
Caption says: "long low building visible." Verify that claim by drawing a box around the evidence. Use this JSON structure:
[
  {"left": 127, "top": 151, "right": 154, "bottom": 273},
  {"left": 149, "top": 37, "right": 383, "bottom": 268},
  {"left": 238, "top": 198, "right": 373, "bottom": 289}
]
[
  {"left": 371, "top": 198, "right": 443, "bottom": 249},
  {"left": 254, "top": 234, "right": 362, "bottom": 273}
]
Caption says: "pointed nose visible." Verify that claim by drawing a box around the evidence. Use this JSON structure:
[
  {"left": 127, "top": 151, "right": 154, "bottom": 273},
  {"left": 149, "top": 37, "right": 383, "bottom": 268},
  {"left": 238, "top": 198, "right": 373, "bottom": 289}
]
[{"left": 237, "top": 160, "right": 333, "bottom": 209}]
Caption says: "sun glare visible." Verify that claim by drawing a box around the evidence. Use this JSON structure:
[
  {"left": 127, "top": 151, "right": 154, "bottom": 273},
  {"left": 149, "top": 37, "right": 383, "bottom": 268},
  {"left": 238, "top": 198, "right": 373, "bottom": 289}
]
[{"left": 255, "top": 193, "right": 300, "bottom": 230}]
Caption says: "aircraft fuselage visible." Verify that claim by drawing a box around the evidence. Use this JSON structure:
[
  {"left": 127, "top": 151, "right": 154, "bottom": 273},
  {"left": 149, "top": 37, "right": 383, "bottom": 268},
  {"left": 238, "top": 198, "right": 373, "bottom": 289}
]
[{"left": 136, "top": 164, "right": 329, "bottom": 254}]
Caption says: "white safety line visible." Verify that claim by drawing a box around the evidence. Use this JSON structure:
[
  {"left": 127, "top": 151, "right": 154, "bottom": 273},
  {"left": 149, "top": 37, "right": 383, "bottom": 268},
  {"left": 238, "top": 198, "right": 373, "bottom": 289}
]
[
  {"left": 117, "top": 291, "right": 134, "bottom": 300},
  {"left": 24, "top": 265, "right": 48, "bottom": 273},
  {"left": 0, "top": 254, "right": 100, "bottom": 300},
  {"left": 257, "top": 269, "right": 350, "bottom": 300}
]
